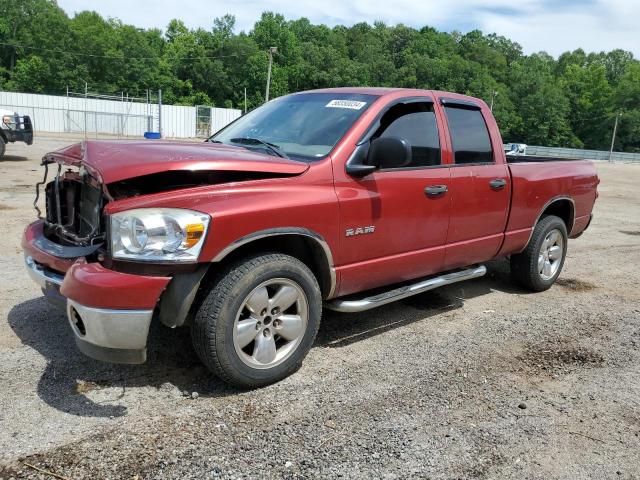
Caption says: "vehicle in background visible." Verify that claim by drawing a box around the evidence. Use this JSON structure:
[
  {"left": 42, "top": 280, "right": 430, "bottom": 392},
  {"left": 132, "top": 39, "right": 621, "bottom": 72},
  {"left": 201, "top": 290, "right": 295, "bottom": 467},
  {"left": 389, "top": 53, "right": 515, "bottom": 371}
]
[
  {"left": 505, "top": 143, "right": 527, "bottom": 155},
  {"left": 22, "top": 88, "right": 598, "bottom": 388},
  {"left": 0, "top": 108, "right": 34, "bottom": 159}
]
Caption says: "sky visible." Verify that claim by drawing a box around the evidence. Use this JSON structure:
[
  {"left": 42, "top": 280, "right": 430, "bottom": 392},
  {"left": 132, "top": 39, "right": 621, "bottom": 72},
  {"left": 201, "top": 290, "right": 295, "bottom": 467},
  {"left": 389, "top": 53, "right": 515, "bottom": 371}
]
[{"left": 56, "top": 0, "right": 639, "bottom": 58}]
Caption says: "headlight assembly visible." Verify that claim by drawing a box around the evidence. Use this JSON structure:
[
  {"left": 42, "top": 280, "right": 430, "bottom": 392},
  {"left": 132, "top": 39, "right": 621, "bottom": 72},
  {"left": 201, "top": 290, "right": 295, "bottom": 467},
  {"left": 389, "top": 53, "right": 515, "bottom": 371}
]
[{"left": 110, "top": 208, "right": 210, "bottom": 262}]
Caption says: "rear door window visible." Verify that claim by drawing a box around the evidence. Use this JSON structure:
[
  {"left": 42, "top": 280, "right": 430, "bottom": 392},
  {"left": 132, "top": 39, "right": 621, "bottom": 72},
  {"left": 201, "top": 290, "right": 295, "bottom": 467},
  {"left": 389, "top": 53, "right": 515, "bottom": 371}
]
[{"left": 444, "top": 106, "right": 493, "bottom": 164}]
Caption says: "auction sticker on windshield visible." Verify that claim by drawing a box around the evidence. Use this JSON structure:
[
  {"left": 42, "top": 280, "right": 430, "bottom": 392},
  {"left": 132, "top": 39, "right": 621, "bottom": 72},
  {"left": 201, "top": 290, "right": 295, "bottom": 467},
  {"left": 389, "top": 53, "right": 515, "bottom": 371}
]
[{"left": 325, "top": 99, "right": 367, "bottom": 109}]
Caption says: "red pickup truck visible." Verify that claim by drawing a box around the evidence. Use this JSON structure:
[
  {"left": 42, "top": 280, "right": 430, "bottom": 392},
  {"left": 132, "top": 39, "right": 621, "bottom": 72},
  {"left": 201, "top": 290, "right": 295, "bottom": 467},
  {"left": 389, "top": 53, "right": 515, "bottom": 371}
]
[{"left": 22, "top": 88, "right": 598, "bottom": 387}]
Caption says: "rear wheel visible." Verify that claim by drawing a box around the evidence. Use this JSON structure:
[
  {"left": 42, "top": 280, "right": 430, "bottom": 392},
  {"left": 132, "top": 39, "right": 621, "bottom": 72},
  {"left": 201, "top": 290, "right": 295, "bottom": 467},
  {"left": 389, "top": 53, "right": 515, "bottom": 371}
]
[
  {"left": 0, "top": 136, "right": 5, "bottom": 159},
  {"left": 510, "top": 215, "right": 568, "bottom": 291},
  {"left": 191, "top": 253, "right": 321, "bottom": 388}
]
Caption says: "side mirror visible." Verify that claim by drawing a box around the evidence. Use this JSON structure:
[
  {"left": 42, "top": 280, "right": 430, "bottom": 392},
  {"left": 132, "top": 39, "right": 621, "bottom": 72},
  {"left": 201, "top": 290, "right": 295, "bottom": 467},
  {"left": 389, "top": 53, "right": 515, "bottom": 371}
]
[
  {"left": 345, "top": 136, "right": 412, "bottom": 178},
  {"left": 368, "top": 136, "right": 412, "bottom": 169}
]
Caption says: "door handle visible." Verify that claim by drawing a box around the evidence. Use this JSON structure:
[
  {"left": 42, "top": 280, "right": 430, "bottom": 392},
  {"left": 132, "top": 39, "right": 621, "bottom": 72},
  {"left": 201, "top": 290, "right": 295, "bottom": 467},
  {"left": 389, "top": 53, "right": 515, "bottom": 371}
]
[
  {"left": 424, "top": 184, "right": 448, "bottom": 197},
  {"left": 489, "top": 178, "right": 507, "bottom": 190}
]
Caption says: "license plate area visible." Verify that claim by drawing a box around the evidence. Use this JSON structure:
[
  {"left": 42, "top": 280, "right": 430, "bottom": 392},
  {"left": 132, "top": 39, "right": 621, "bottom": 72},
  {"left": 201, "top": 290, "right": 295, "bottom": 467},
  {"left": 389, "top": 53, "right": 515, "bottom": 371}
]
[{"left": 42, "top": 280, "right": 66, "bottom": 310}]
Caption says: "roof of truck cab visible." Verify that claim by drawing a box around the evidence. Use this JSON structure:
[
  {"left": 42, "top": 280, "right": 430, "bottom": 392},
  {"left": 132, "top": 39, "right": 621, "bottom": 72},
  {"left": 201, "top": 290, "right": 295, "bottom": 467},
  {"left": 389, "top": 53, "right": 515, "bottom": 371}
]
[
  {"left": 294, "top": 87, "right": 425, "bottom": 96},
  {"left": 292, "top": 87, "right": 483, "bottom": 104}
]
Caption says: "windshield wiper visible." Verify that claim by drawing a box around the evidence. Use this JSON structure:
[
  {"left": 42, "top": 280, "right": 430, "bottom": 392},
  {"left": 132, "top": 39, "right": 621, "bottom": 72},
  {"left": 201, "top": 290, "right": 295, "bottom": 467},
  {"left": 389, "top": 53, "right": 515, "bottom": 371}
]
[{"left": 228, "top": 137, "right": 289, "bottom": 159}]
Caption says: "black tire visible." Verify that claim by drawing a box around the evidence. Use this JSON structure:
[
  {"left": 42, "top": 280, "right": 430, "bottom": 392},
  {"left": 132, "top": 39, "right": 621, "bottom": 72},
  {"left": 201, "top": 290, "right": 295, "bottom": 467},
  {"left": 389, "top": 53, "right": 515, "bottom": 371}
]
[
  {"left": 191, "top": 253, "right": 322, "bottom": 388},
  {"left": 0, "top": 136, "right": 5, "bottom": 159},
  {"left": 510, "top": 215, "right": 568, "bottom": 292}
]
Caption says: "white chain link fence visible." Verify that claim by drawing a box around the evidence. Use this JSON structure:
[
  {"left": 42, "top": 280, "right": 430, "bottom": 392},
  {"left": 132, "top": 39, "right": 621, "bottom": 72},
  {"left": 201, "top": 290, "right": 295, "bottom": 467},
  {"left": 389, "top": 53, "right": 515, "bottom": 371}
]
[{"left": 0, "top": 91, "right": 241, "bottom": 139}]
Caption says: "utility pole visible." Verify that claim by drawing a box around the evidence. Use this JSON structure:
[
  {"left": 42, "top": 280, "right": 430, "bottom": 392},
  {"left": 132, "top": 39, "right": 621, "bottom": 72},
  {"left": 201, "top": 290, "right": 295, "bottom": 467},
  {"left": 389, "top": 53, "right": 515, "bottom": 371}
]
[
  {"left": 490, "top": 90, "right": 498, "bottom": 111},
  {"left": 265, "top": 47, "right": 277, "bottom": 102},
  {"left": 244, "top": 87, "right": 247, "bottom": 114},
  {"left": 609, "top": 112, "right": 622, "bottom": 162}
]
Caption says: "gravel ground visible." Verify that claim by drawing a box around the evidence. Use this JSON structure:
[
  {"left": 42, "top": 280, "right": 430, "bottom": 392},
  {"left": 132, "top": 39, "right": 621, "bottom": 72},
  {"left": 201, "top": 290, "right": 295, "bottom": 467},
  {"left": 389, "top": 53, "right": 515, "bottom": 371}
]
[{"left": 0, "top": 136, "right": 639, "bottom": 479}]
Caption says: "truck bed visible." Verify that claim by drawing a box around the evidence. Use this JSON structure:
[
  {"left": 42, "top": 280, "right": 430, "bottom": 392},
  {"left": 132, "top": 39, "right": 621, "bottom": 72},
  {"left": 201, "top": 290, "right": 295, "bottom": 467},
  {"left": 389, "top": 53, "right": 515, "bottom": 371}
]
[
  {"left": 506, "top": 154, "right": 583, "bottom": 163},
  {"left": 504, "top": 158, "right": 598, "bottom": 247}
]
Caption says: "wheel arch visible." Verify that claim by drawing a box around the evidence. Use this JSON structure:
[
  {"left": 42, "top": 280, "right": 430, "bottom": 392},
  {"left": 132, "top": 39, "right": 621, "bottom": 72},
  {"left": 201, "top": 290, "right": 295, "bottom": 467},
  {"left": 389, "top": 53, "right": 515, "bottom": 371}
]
[
  {"left": 211, "top": 228, "right": 337, "bottom": 300},
  {"left": 518, "top": 197, "right": 575, "bottom": 254},
  {"left": 539, "top": 197, "right": 575, "bottom": 235}
]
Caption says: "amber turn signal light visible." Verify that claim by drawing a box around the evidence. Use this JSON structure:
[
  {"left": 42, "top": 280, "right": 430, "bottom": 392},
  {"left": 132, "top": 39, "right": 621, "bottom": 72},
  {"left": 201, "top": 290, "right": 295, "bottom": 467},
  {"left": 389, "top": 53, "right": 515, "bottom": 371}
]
[{"left": 185, "top": 223, "right": 205, "bottom": 248}]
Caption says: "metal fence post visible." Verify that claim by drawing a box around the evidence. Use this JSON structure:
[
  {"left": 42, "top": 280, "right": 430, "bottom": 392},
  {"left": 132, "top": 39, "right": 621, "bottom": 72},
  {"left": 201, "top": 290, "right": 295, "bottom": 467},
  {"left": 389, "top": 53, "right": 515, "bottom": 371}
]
[
  {"left": 84, "top": 81, "right": 88, "bottom": 139},
  {"left": 158, "top": 89, "right": 162, "bottom": 138}
]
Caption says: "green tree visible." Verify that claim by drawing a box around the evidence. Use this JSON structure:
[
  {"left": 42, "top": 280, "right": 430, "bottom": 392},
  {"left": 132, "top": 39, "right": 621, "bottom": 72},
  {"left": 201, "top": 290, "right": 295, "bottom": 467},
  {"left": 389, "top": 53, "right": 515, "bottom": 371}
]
[
  {"left": 613, "top": 62, "right": 640, "bottom": 152},
  {"left": 510, "top": 55, "right": 580, "bottom": 146},
  {"left": 0, "top": 7, "right": 637, "bottom": 149},
  {"left": 561, "top": 64, "right": 612, "bottom": 148},
  {"left": 9, "top": 55, "right": 50, "bottom": 92}
]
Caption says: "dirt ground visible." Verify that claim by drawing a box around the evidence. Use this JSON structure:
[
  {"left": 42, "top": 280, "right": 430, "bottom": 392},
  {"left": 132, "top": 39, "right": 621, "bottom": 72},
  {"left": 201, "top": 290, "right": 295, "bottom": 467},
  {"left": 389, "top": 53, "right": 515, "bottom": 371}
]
[{"left": 0, "top": 136, "right": 639, "bottom": 479}]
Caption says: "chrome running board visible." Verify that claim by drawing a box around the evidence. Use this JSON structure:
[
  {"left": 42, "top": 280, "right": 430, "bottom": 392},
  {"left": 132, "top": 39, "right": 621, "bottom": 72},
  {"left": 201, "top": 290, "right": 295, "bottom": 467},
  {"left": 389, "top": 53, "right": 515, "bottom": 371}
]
[{"left": 324, "top": 265, "right": 487, "bottom": 313}]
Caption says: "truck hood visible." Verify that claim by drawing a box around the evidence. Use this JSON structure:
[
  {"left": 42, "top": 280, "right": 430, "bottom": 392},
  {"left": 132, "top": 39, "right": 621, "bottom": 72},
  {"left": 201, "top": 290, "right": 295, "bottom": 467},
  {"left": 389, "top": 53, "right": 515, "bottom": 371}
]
[{"left": 43, "top": 140, "right": 310, "bottom": 185}]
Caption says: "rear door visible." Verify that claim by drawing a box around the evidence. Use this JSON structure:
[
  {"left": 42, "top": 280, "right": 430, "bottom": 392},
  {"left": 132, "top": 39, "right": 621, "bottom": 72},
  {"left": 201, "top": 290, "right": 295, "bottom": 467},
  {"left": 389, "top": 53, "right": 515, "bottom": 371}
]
[
  {"left": 438, "top": 98, "right": 510, "bottom": 269},
  {"left": 333, "top": 99, "right": 452, "bottom": 295}
]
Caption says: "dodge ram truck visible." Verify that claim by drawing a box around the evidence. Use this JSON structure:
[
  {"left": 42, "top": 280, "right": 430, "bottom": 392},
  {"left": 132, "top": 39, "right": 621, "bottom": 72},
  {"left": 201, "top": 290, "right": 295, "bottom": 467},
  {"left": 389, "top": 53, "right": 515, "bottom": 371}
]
[{"left": 22, "top": 88, "right": 598, "bottom": 387}]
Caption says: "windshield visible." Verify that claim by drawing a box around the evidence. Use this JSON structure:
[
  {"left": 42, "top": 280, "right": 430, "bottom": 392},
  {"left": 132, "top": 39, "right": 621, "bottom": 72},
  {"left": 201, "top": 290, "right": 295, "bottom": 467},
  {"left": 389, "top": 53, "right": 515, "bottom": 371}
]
[{"left": 210, "top": 92, "right": 377, "bottom": 161}]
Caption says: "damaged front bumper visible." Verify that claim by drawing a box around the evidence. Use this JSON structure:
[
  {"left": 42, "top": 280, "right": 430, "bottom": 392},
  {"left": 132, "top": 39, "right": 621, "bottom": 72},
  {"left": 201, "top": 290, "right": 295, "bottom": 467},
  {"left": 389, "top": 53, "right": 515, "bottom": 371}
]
[
  {"left": 66, "top": 300, "right": 154, "bottom": 364},
  {"left": 23, "top": 221, "right": 170, "bottom": 364}
]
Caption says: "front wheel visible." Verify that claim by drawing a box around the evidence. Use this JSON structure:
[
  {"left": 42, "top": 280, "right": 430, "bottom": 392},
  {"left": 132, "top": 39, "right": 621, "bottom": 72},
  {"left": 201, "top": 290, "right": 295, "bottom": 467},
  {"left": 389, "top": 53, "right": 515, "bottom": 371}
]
[
  {"left": 510, "top": 215, "right": 568, "bottom": 291},
  {"left": 191, "top": 253, "right": 321, "bottom": 388},
  {"left": 0, "top": 136, "right": 5, "bottom": 159}
]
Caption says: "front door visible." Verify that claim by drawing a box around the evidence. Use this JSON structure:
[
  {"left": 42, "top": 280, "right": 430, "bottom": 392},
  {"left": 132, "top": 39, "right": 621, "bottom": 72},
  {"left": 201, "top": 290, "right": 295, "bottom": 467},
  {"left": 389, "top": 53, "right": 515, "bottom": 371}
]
[{"left": 333, "top": 100, "right": 452, "bottom": 296}]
